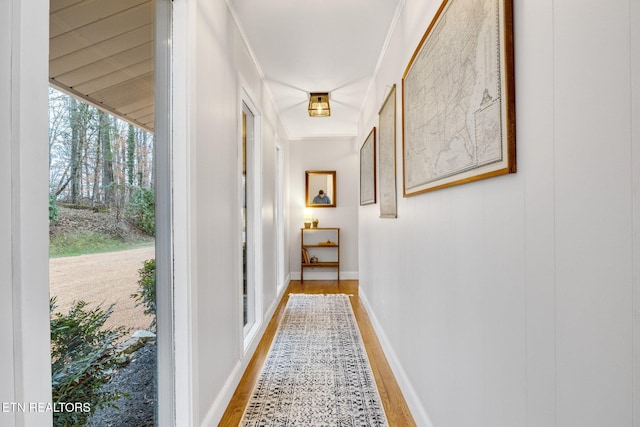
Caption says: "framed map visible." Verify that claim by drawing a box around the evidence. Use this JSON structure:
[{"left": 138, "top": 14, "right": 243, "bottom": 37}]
[
  {"left": 402, "top": 0, "right": 515, "bottom": 196},
  {"left": 378, "top": 85, "right": 397, "bottom": 218},
  {"left": 359, "top": 128, "right": 376, "bottom": 205}
]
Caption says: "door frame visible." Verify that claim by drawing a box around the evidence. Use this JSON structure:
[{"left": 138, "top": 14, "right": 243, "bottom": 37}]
[{"left": 239, "top": 82, "right": 264, "bottom": 351}]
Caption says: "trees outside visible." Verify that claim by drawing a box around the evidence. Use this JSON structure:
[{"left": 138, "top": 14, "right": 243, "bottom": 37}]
[
  {"left": 49, "top": 87, "right": 154, "bottom": 217},
  {"left": 48, "top": 88, "right": 158, "bottom": 425}
]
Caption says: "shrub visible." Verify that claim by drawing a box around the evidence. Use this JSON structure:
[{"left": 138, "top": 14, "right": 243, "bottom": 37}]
[
  {"left": 50, "top": 298, "right": 129, "bottom": 426},
  {"left": 131, "top": 259, "right": 156, "bottom": 329},
  {"left": 49, "top": 193, "right": 59, "bottom": 223},
  {"left": 126, "top": 187, "right": 155, "bottom": 236}
]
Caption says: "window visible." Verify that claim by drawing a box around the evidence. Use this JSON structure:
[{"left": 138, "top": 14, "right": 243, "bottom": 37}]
[{"left": 240, "top": 92, "right": 263, "bottom": 346}]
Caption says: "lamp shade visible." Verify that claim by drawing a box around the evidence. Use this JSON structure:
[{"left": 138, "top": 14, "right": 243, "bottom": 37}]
[{"left": 308, "top": 93, "right": 330, "bottom": 117}]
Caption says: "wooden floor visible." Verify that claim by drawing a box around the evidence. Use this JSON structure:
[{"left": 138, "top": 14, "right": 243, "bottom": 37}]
[{"left": 218, "top": 280, "right": 416, "bottom": 426}]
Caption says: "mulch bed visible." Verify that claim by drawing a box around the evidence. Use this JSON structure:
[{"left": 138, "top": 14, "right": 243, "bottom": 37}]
[{"left": 88, "top": 343, "right": 157, "bottom": 426}]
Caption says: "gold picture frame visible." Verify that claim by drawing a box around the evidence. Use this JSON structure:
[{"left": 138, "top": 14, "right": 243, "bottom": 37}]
[{"left": 305, "top": 170, "right": 336, "bottom": 207}]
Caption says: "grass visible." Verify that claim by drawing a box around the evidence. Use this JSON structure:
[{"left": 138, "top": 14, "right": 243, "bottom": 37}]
[{"left": 50, "top": 232, "right": 154, "bottom": 258}]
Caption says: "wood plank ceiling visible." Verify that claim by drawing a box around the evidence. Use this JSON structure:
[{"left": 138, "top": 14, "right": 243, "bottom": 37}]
[{"left": 49, "top": 0, "right": 155, "bottom": 132}]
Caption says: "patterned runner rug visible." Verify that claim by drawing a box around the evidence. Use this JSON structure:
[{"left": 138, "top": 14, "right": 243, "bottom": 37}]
[{"left": 241, "top": 294, "right": 389, "bottom": 426}]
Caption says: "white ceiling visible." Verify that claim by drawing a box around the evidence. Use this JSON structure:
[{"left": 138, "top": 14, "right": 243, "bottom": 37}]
[
  {"left": 49, "top": 0, "right": 401, "bottom": 139},
  {"left": 228, "top": 0, "right": 402, "bottom": 140}
]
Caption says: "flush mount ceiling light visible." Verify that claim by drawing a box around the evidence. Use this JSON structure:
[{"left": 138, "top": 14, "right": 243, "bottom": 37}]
[{"left": 308, "top": 92, "right": 330, "bottom": 117}]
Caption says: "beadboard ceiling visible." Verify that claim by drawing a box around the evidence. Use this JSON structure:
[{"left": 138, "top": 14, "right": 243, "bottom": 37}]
[{"left": 49, "top": 0, "right": 154, "bottom": 131}]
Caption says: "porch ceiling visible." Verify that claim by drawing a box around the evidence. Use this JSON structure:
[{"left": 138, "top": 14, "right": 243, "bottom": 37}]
[{"left": 49, "top": 0, "right": 155, "bottom": 132}]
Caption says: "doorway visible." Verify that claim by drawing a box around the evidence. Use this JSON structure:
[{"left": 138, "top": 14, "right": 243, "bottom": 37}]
[{"left": 47, "top": 0, "right": 174, "bottom": 425}]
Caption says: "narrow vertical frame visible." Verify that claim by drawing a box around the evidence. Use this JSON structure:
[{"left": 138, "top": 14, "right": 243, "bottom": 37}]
[
  {"left": 359, "top": 127, "right": 377, "bottom": 205},
  {"left": 378, "top": 84, "right": 397, "bottom": 218},
  {"left": 154, "top": 0, "right": 175, "bottom": 424}
]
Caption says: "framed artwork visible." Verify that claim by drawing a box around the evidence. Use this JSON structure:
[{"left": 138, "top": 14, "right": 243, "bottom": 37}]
[
  {"left": 402, "top": 0, "right": 516, "bottom": 196},
  {"left": 306, "top": 170, "right": 336, "bottom": 207},
  {"left": 359, "top": 128, "right": 376, "bottom": 205},
  {"left": 378, "top": 84, "right": 397, "bottom": 218}
]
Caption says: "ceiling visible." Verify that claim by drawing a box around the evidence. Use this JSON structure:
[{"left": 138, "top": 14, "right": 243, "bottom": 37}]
[
  {"left": 49, "top": 0, "right": 402, "bottom": 139},
  {"left": 50, "top": 0, "right": 155, "bottom": 132},
  {"left": 228, "top": 0, "right": 401, "bottom": 139}
]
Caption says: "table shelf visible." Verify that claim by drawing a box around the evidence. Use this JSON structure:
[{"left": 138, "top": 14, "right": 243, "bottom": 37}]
[{"left": 301, "top": 227, "right": 340, "bottom": 283}]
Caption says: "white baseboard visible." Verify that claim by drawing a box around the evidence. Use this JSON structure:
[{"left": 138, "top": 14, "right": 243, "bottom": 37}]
[
  {"left": 201, "top": 277, "right": 291, "bottom": 426},
  {"left": 358, "top": 290, "right": 434, "bottom": 427},
  {"left": 290, "top": 271, "right": 358, "bottom": 281},
  {"left": 200, "top": 360, "right": 243, "bottom": 426}
]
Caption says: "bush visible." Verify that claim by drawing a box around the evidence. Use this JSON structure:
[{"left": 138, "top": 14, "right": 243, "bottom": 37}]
[
  {"left": 50, "top": 298, "right": 129, "bottom": 426},
  {"left": 126, "top": 187, "right": 155, "bottom": 236},
  {"left": 49, "top": 193, "right": 59, "bottom": 223},
  {"left": 131, "top": 259, "right": 156, "bottom": 329}
]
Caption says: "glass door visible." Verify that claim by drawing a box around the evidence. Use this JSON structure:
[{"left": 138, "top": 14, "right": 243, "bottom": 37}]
[{"left": 242, "top": 102, "right": 255, "bottom": 333}]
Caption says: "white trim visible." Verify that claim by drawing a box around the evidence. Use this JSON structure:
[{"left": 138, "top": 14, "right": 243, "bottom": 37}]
[
  {"left": 224, "top": 0, "right": 293, "bottom": 141},
  {"left": 224, "top": 0, "right": 265, "bottom": 80},
  {"left": 200, "top": 360, "right": 244, "bottom": 427},
  {"left": 1, "top": 0, "right": 16, "bottom": 419},
  {"left": 239, "top": 77, "right": 265, "bottom": 351},
  {"left": 171, "top": 0, "right": 194, "bottom": 425},
  {"left": 200, "top": 277, "right": 290, "bottom": 426},
  {"left": 358, "top": 290, "right": 433, "bottom": 427},
  {"left": 288, "top": 133, "right": 357, "bottom": 142},
  {"left": 358, "top": 0, "right": 406, "bottom": 127},
  {"left": 6, "top": 0, "right": 52, "bottom": 425},
  {"left": 275, "top": 142, "right": 287, "bottom": 293},
  {"left": 154, "top": 0, "right": 177, "bottom": 425}
]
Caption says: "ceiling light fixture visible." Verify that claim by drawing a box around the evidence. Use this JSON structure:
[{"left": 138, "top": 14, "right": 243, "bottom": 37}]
[{"left": 308, "top": 92, "right": 330, "bottom": 117}]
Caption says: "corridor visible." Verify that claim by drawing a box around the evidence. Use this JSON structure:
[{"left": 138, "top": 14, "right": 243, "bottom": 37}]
[{"left": 219, "top": 281, "right": 415, "bottom": 426}]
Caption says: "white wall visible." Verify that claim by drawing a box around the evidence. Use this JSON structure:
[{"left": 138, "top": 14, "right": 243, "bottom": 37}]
[
  {"left": 358, "top": 1, "right": 640, "bottom": 426},
  {"left": 289, "top": 138, "right": 359, "bottom": 280},
  {"left": 0, "top": 1, "right": 290, "bottom": 425},
  {"left": 0, "top": 1, "right": 16, "bottom": 423},
  {"left": 633, "top": 2, "right": 640, "bottom": 424},
  {"left": 0, "top": 1, "right": 52, "bottom": 426},
  {"left": 179, "top": 0, "right": 291, "bottom": 424}
]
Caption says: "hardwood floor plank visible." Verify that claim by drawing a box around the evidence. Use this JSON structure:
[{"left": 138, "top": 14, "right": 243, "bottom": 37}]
[{"left": 218, "top": 280, "right": 415, "bottom": 426}]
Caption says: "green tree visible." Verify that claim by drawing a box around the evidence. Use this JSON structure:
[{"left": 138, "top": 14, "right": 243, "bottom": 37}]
[
  {"left": 126, "top": 188, "right": 155, "bottom": 236},
  {"left": 49, "top": 193, "right": 59, "bottom": 223}
]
